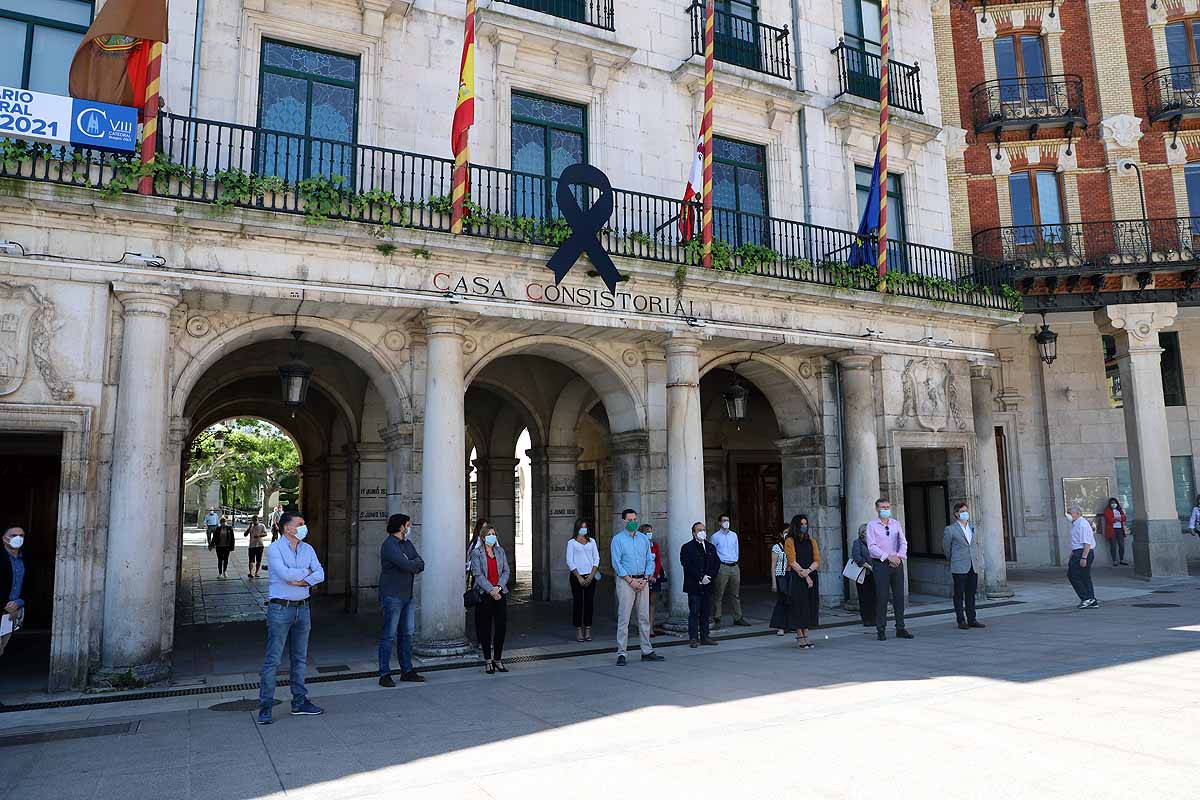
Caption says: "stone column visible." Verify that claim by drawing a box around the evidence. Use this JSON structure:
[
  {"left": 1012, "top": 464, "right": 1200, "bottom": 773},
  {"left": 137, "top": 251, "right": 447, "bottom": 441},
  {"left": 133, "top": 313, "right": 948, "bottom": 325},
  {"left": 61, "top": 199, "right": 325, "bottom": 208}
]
[
  {"left": 838, "top": 355, "right": 881, "bottom": 534},
  {"left": 545, "top": 447, "right": 580, "bottom": 602},
  {"left": 526, "top": 447, "right": 550, "bottom": 600},
  {"left": 1096, "top": 304, "right": 1188, "bottom": 577},
  {"left": 416, "top": 311, "right": 471, "bottom": 655},
  {"left": 484, "top": 457, "right": 522, "bottom": 561},
  {"left": 101, "top": 285, "right": 179, "bottom": 677},
  {"left": 665, "top": 335, "right": 706, "bottom": 627},
  {"left": 160, "top": 416, "right": 189, "bottom": 656},
  {"left": 970, "top": 364, "right": 1013, "bottom": 597}
]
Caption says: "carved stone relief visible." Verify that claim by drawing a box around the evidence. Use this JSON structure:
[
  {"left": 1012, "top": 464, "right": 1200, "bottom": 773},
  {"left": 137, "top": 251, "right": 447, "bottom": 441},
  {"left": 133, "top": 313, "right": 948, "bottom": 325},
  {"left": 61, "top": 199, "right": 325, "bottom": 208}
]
[
  {"left": 0, "top": 282, "right": 74, "bottom": 400},
  {"left": 897, "top": 357, "right": 964, "bottom": 433}
]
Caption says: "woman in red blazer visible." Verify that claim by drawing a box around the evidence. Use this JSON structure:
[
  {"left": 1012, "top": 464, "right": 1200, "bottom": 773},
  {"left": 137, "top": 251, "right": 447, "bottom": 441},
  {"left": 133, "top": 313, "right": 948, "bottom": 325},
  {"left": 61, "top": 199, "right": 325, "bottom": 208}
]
[{"left": 1102, "top": 497, "right": 1128, "bottom": 566}]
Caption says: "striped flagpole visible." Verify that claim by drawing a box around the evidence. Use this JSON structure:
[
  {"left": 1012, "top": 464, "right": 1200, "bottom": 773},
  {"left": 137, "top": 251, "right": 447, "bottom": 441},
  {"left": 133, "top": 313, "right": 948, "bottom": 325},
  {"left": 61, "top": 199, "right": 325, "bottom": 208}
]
[
  {"left": 451, "top": 0, "right": 477, "bottom": 235},
  {"left": 702, "top": 0, "right": 715, "bottom": 269},
  {"left": 137, "top": 40, "right": 163, "bottom": 195},
  {"left": 876, "top": 0, "right": 891, "bottom": 283}
]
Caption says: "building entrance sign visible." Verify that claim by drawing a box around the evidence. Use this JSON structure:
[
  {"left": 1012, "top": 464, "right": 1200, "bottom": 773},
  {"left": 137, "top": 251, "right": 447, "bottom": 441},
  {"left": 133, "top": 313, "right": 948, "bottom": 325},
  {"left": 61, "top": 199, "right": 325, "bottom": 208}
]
[
  {"left": 0, "top": 86, "right": 138, "bottom": 154},
  {"left": 432, "top": 272, "right": 696, "bottom": 317}
]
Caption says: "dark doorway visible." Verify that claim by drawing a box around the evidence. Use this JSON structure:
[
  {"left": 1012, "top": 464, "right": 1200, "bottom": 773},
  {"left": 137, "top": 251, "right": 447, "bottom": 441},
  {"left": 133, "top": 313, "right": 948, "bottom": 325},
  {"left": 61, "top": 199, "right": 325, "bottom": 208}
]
[
  {"left": 995, "top": 425, "right": 1016, "bottom": 561},
  {"left": 576, "top": 468, "right": 596, "bottom": 533},
  {"left": 734, "top": 461, "right": 782, "bottom": 582},
  {"left": 903, "top": 481, "right": 949, "bottom": 558},
  {"left": 0, "top": 432, "right": 61, "bottom": 629}
]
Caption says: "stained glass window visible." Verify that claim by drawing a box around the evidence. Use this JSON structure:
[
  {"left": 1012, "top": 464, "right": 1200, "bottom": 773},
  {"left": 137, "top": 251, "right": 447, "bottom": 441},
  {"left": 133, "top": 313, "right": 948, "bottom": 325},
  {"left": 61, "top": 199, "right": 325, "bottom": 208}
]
[
  {"left": 712, "top": 136, "right": 768, "bottom": 247},
  {"left": 510, "top": 92, "right": 587, "bottom": 220}
]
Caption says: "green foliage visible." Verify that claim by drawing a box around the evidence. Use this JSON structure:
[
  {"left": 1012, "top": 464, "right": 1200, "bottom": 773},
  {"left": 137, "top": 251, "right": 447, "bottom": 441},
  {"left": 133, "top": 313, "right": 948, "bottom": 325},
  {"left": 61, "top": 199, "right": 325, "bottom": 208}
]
[
  {"left": 0, "top": 138, "right": 52, "bottom": 170},
  {"left": 683, "top": 237, "right": 734, "bottom": 271},
  {"left": 297, "top": 173, "right": 348, "bottom": 224},
  {"left": 1000, "top": 283, "right": 1024, "bottom": 311},
  {"left": 625, "top": 230, "right": 655, "bottom": 249},
  {"left": 187, "top": 419, "right": 300, "bottom": 511},
  {"left": 375, "top": 242, "right": 398, "bottom": 256},
  {"left": 411, "top": 247, "right": 431, "bottom": 259},
  {"left": 732, "top": 243, "right": 780, "bottom": 274},
  {"left": 351, "top": 188, "right": 408, "bottom": 226}
]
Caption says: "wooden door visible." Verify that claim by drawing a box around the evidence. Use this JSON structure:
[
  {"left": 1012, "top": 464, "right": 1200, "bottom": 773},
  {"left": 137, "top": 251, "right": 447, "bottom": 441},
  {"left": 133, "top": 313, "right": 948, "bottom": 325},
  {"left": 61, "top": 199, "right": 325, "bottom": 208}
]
[{"left": 734, "top": 462, "right": 783, "bottom": 583}]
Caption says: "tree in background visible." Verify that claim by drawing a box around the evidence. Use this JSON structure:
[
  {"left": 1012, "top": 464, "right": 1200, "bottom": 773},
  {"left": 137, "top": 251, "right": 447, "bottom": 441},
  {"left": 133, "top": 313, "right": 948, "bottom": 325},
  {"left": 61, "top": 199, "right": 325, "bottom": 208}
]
[{"left": 186, "top": 419, "right": 300, "bottom": 517}]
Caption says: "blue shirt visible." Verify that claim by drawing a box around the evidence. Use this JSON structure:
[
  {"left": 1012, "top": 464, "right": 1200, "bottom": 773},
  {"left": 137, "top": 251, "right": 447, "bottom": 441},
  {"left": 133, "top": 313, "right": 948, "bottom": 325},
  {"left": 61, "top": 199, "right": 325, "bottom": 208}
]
[
  {"left": 266, "top": 539, "right": 325, "bottom": 600},
  {"left": 610, "top": 530, "right": 656, "bottom": 578},
  {"left": 7, "top": 551, "right": 23, "bottom": 607}
]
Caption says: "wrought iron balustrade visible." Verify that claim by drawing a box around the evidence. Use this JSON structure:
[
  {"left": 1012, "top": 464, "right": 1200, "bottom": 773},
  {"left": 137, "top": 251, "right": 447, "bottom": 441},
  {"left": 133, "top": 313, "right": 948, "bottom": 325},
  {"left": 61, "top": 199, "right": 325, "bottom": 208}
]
[
  {"left": 969, "top": 74, "right": 1086, "bottom": 133},
  {"left": 1144, "top": 65, "right": 1200, "bottom": 124},
  {"left": 0, "top": 111, "right": 1012, "bottom": 309},
  {"left": 973, "top": 216, "right": 1200, "bottom": 271},
  {"left": 496, "top": 0, "right": 614, "bottom": 31},
  {"left": 688, "top": 2, "right": 791, "bottom": 81},
  {"left": 831, "top": 41, "right": 923, "bottom": 115}
]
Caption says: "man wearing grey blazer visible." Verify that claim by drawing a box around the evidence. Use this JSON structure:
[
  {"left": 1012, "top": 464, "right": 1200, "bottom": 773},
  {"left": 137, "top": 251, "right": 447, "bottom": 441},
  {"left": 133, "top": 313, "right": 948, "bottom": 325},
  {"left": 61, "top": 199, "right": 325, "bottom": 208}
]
[{"left": 943, "top": 502, "right": 986, "bottom": 630}]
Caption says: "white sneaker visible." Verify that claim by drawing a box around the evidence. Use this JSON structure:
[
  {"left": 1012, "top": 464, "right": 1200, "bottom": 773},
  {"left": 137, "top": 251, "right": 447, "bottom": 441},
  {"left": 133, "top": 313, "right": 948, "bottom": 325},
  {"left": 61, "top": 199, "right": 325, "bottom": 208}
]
[
  {"left": 1076, "top": 601, "right": 1090, "bottom": 609},
  {"left": 1086, "top": 598, "right": 1099, "bottom": 608}
]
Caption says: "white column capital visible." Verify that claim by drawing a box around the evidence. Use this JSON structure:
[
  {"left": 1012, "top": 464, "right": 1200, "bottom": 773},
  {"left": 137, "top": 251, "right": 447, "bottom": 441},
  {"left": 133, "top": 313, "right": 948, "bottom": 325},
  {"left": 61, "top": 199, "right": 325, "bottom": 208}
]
[
  {"left": 969, "top": 363, "right": 994, "bottom": 383},
  {"left": 664, "top": 333, "right": 705, "bottom": 357},
  {"left": 422, "top": 309, "right": 472, "bottom": 337},
  {"left": 112, "top": 283, "right": 181, "bottom": 318},
  {"left": 1094, "top": 302, "right": 1178, "bottom": 352},
  {"left": 836, "top": 352, "right": 875, "bottom": 372}
]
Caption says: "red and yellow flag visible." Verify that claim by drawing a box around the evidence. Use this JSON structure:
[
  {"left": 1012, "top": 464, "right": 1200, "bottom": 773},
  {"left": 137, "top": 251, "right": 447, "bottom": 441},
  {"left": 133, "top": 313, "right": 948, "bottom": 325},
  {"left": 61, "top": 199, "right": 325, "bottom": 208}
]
[
  {"left": 701, "top": 0, "right": 715, "bottom": 269},
  {"left": 451, "top": 0, "right": 477, "bottom": 235},
  {"left": 876, "top": 0, "right": 892, "bottom": 283}
]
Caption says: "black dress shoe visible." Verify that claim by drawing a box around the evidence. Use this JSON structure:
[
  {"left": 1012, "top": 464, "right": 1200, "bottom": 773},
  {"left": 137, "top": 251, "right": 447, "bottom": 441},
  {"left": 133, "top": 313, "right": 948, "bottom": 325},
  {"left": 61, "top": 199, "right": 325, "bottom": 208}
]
[
  {"left": 958, "top": 623, "right": 970, "bottom": 630},
  {"left": 896, "top": 629, "right": 915, "bottom": 639},
  {"left": 877, "top": 631, "right": 887, "bottom": 641},
  {"left": 616, "top": 655, "right": 627, "bottom": 666},
  {"left": 968, "top": 621, "right": 986, "bottom": 629},
  {"left": 699, "top": 638, "right": 719, "bottom": 646},
  {"left": 733, "top": 619, "right": 751, "bottom": 627},
  {"left": 379, "top": 674, "right": 395, "bottom": 687},
  {"left": 400, "top": 670, "right": 426, "bottom": 682},
  {"left": 641, "top": 652, "right": 665, "bottom": 661},
  {"left": 689, "top": 640, "right": 700, "bottom": 648}
]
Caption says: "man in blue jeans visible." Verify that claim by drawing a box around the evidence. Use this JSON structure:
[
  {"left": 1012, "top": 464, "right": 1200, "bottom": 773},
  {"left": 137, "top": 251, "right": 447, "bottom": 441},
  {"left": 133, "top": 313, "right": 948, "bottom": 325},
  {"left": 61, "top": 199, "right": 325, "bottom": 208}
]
[
  {"left": 257, "top": 512, "right": 325, "bottom": 725},
  {"left": 378, "top": 513, "right": 426, "bottom": 686}
]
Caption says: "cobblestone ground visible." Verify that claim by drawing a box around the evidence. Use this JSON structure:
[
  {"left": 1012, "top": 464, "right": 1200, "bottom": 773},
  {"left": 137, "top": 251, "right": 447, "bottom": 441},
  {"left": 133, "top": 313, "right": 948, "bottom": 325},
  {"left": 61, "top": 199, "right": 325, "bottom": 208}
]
[{"left": 1, "top": 580, "right": 1198, "bottom": 800}]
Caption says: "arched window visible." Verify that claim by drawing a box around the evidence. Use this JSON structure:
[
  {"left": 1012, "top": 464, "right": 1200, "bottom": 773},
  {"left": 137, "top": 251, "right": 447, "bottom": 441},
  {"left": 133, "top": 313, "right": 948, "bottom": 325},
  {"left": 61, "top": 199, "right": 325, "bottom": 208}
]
[{"left": 1008, "top": 169, "right": 1064, "bottom": 247}]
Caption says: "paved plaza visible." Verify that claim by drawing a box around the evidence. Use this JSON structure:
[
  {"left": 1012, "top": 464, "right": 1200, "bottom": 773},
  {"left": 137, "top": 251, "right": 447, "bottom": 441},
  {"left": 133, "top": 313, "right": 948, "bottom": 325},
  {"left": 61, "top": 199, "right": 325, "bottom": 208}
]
[{"left": 1, "top": 572, "right": 1198, "bottom": 800}]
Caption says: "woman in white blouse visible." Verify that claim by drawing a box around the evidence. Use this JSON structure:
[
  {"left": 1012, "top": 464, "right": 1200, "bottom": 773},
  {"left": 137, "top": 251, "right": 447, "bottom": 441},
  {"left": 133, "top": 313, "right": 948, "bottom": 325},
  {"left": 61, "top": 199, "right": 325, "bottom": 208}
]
[{"left": 565, "top": 517, "right": 600, "bottom": 642}]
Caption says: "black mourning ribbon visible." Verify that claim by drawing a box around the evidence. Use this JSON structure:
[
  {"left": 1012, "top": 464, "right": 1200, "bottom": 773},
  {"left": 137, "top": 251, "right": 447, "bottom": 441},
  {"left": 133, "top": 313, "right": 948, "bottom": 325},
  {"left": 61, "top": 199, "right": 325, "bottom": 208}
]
[{"left": 547, "top": 163, "right": 623, "bottom": 294}]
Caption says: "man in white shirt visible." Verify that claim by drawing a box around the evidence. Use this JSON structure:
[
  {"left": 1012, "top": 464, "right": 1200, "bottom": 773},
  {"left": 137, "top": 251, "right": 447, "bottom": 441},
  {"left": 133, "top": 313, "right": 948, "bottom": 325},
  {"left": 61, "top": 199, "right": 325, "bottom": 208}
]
[
  {"left": 1066, "top": 504, "right": 1098, "bottom": 609},
  {"left": 203, "top": 508, "right": 219, "bottom": 547},
  {"left": 942, "top": 502, "right": 985, "bottom": 630},
  {"left": 710, "top": 514, "right": 749, "bottom": 628}
]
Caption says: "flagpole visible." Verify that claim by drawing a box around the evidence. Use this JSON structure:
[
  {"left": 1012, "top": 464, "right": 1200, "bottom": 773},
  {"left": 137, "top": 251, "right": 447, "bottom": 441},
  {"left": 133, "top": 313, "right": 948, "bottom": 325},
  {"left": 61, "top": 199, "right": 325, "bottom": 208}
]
[
  {"left": 876, "top": 0, "right": 891, "bottom": 284},
  {"left": 701, "top": 0, "right": 715, "bottom": 270},
  {"left": 451, "top": 0, "right": 477, "bottom": 235},
  {"left": 137, "top": 40, "right": 163, "bottom": 195}
]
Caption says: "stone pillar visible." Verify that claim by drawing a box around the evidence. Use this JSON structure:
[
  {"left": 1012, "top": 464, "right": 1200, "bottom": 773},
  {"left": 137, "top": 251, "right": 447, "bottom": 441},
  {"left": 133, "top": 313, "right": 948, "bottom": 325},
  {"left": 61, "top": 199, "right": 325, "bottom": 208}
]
[
  {"left": 324, "top": 454, "right": 351, "bottom": 598},
  {"left": 838, "top": 355, "right": 881, "bottom": 534},
  {"left": 484, "top": 457, "right": 522, "bottom": 561},
  {"left": 526, "top": 447, "right": 550, "bottom": 600},
  {"left": 1096, "top": 304, "right": 1188, "bottom": 577},
  {"left": 545, "top": 447, "right": 580, "bottom": 602},
  {"left": 353, "top": 445, "right": 388, "bottom": 606},
  {"left": 101, "top": 285, "right": 179, "bottom": 677},
  {"left": 161, "top": 416, "right": 189, "bottom": 656},
  {"left": 608, "top": 432, "right": 646, "bottom": 540},
  {"left": 970, "top": 364, "right": 1013, "bottom": 597},
  {"left": 416, "top": 311, "right": 471, "bottom": 655},
  {"left": 665, "top": 335, "right": 706, "bottom": 627}
]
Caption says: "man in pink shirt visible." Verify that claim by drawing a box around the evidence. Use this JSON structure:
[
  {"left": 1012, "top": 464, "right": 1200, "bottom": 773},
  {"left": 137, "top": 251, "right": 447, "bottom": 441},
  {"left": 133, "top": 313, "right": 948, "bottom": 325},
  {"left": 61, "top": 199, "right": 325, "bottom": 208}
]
[{"left": 865, "top": 498, "right": 914, "bottom": 641}]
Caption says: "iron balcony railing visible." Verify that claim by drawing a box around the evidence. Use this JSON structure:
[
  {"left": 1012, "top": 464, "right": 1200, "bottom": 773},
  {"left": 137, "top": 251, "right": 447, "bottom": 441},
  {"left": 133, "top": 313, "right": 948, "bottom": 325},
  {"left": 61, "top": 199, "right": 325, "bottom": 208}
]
[
  {"left": 497, "top": 0, "right": 615, "bottom": 31},
  {"left": 969, "top": 74, "right": 1086, "bottom": 133},
  {"left": 0, "top": 111, "right": 1012, "bottom": 309},
  {"left": 973, "top": 216, "right": 1200, "bottom": 271},
  {"left": 1144, "top": 65, "right": 1200, "bottom": 124},
  {"left": 832, "top": 41, "right": 923, "bottom": 115},
  {"left": 688, "top": 2, "right": 791, "bottom": 81}
]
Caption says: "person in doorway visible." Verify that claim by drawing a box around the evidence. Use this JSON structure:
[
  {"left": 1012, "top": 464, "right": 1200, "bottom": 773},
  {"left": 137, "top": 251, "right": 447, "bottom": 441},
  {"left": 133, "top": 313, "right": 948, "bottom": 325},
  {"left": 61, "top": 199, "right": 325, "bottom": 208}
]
[
  {"left": 867, "top": 498, "right": 913, "bottom": 641},
  {"left": 1, "top": 526, "right": 26, "bottom": 660},
  {"left": 245, "top": 514, "right": 268, "bottom": 578},
  {"left": 211, "top": 515, "right": 236, "bottom": 579},
  {"left": 1067, "top": 504, "right": 1098, "bottom": 609},
  {"left": 378, "top": 513, "right": 426, "bottom": 686},
  {"left": 1188, "top": 495, "right": 1200, "bottom": 537},
  {"left": 681, "top": 521, "right": 720, "bottom": 647},
  {"left": 850, "top": 523, "right": 876, "bottom": 628},
  {"left": 269, "top": 503, "right": 284, "bottom": 543},
  {"left": 768, "top": 525, "right": 790, "bottom": 636},
  {"left": 943, "top": 502, "right": 986, "bottom": 630},
  {"left": 566, "top": 518, "right": 600, "bottom": 642},
  {"left": 642, "top": 523, "right": 667, "bottom": 637},
  {"left": 204, "top": 507, "right": 219, "bottom": 547},
  {"left": 710, "top": 514, "right": 749, "bottom": 628},
  {"left": 610, "top": 508, "right": 664, "bottom": 666},
  {"left": 784, "top": 514, "right": 820, "bottom": 649},
  {"left": 257, "top": 512, "right": 325, "bottom": 724},
  {"left": 1102, "top": 498, "right": 1129, "bottom": 566},
  {"left": 469, "top": 526, "right": 510, "bottom": 674}
]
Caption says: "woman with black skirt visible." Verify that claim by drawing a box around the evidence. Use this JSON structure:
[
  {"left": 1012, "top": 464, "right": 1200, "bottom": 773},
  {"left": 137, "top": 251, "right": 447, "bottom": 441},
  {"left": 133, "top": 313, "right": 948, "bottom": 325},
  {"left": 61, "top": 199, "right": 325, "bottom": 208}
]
[
  {"left": 768, "top": 524, "right": 791, "bottom": 636},
  {"left": 784, "top": 513, "right": 820, "bottom": 649}
]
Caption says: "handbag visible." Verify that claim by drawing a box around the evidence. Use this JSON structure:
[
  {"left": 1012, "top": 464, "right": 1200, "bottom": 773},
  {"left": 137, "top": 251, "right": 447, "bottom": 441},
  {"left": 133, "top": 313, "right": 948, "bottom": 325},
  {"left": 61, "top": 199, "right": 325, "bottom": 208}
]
[
  {"left": 842, "top": 558, "right": 867, "bottom": 584},
  {"left": 463, "top": 585, "right": 478, "bottom": 608}
]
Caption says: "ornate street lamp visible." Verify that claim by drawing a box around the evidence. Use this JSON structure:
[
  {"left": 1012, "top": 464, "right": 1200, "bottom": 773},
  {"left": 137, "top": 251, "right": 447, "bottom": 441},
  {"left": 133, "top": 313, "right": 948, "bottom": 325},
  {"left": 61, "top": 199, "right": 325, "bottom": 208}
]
[
  {"left": 722, "top": 365, "right": 750, "bottom": 427},
  {"left": 1034, "top": 313, "right": 1058, "bottom": 366},
  {"left": 278, "top": 329, "right": 313, "bottom": 416}
]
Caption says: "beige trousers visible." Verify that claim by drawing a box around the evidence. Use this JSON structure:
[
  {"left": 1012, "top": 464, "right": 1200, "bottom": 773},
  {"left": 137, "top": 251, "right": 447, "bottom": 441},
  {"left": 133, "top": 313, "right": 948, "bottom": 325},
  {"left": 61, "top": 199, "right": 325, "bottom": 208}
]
[
  {"left": 615, "top": 579, "right": 653, "bottom": 656},
  {"left": 713, "top": 563, "right": 743, "bottom": 621}
]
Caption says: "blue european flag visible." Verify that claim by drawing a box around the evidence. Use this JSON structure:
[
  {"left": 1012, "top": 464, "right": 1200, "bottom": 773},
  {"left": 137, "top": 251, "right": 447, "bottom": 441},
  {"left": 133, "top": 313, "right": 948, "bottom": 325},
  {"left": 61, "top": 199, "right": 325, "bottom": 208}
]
[{"left": 850, "top": 147, "right": 881, "bottom": 268}]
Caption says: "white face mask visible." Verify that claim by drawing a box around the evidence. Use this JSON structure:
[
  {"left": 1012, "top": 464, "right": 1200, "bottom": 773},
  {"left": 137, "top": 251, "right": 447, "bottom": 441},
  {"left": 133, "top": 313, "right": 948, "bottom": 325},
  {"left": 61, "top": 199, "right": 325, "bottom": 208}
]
[
  {"left": 696, "top": 530, "right": 707, "bottom": 541},
  {"left": 644, "top": 531, "right": 653, "bottom": 540},
  {"left": 958, "top": 511, "right": 970, "bottom": 522},
  {"left": 7, "top": 535, "right": 23, "bottom": 549},
  {"left": 578, "top": 528, "right": 588, "bottom": 537},
  {"left": 1110, "top": 504, "right": 1118, "bottom": 510},
  {"left": 294, "top": 525, "right": 309, "bottom": 540},
  {"left": 720, "top": 521, "right": 730, "bottom": 530},
  {"left": 484, "top": 534, "right": 498, "bottom": 547}
]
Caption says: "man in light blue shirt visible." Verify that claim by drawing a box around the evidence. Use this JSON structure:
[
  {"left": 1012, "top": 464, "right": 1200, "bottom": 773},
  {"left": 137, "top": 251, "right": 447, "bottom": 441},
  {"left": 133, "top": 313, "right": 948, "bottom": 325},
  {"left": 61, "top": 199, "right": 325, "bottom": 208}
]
[
  {"left": 203, "top": 508, "right": 219, "bottom": 547},
  {"left": 610, "top": 508, "right": 664, "bottom": 666},
  {"left": 257, "top": 512, "right": 325, "bottom": 724}
]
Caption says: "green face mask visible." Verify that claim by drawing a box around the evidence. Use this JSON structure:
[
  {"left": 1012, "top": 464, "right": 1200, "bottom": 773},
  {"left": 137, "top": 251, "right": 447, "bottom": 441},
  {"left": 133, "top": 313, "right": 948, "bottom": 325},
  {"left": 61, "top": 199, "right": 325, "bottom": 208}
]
[{"left": 625, "top": 520, "right": 638, "bottom": 532}]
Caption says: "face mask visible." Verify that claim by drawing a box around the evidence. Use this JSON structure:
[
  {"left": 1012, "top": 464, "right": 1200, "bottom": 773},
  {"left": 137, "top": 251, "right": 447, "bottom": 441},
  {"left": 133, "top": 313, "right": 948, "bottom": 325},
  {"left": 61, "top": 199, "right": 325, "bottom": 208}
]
[
  {"left": 484, "top": 534, "right": 498, "bottom": 547},
  {"left": 879, "top": 509, "right": 891, "bottom": 519},
  {"left": 295, "top": 525, "right": 309, "bottom": 540},
  {"left": 720, "top": 521, "right": 730, "bottom": 530},
  {"left": 644, "top": 532, "right": 653, "bottom": 540},
  {"left": 7, "top": 535, "right": 23, "bottom": 549},
  {"left": 799, "top": 525, "right": 809, "bottom": 533},
  {"left": 696, "top": 530, "right": 707, "bottom": 541},
  {"left": 1110, "top": 504, "right": 1118, "bottom": 510},
  {"left": 958, "top": 512, "right": 970, "bottom": 522},
  {"left": 625, "top": 521, "right": 638, "bottom": 532},
  {"left": 578, "top": 528, "right": 588, "bottom": 537}
]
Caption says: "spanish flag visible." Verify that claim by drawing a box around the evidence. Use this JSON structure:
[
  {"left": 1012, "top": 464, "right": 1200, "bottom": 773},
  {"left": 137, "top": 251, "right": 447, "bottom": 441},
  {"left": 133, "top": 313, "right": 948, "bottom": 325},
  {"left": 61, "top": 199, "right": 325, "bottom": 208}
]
[
  {"left": 450, "top": 0, "right": 476, "bottom": 234},
  {"left": 68, "top": 0, "right": 168, "bottom": 111}
]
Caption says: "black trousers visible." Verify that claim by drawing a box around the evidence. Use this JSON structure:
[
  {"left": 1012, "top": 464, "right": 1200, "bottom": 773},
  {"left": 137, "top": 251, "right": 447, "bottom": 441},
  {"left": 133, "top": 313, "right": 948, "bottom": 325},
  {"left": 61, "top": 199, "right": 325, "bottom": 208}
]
[
  {"left": 569, "top": 573, "right": 596, "bottom": 627},
  {"left": 687, "top": 591, "right": 712, "bottom": 641},
  {"left": 215, "top": 547, "right": 232, "bottom": 573},
  {"left": 1067, "top": 549, "right": 1095, "bottom": 601},
  {"left": 249, "top": 547, "right": 264, "bottom": 570},
  {"left": 872, "top": 559, "right": 906, "bottom": 633},
  {"left": 953, "top": 568, "right": 978, "bottom": 624},
  {"left": 856, "top": 572, "right": 877, "bottom": 627},
  {"left": 1108, "top": 533, "right": 1126, "bottom": 564},
  {"left": 475, "top": 592, "right": 508, "bottom": 661}
]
